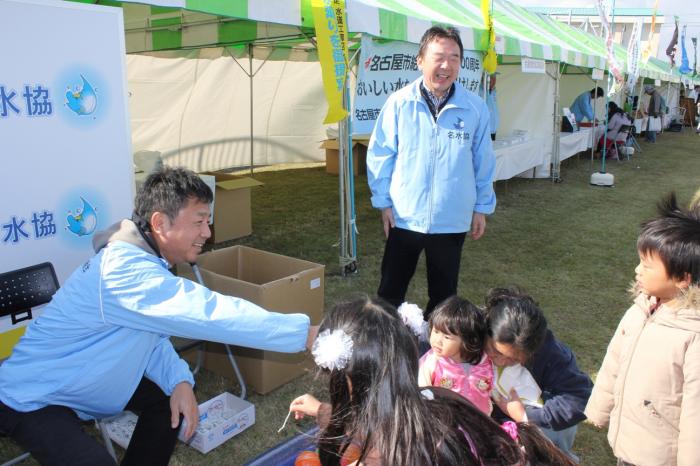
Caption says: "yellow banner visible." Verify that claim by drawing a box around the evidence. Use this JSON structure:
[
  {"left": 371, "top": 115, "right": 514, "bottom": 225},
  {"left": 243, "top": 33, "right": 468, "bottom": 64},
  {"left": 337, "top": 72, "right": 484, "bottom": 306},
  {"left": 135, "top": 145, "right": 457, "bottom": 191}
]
[
  {"left": 481, "top": 0, "right": 497, "bottom": 74},
  {"left": 312, "top": 0, "right": 348, "bottom": 124},
  {"left": 642, "top": 0, "right": 659, "bottom": 63}
]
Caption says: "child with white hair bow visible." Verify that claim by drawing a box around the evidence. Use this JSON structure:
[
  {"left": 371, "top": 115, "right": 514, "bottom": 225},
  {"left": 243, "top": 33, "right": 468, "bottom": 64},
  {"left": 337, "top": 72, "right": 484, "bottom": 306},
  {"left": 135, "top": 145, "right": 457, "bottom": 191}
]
[{"left": 287, "top": 296, "right": 577, "bottom": 466}]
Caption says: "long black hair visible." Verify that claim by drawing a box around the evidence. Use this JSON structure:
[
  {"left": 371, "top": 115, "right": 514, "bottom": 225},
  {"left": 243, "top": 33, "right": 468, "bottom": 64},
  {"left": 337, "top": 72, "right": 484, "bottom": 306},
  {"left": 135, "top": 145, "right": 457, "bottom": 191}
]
[{"left": 315, "top": 296, "right": 573, "bottom": 466}]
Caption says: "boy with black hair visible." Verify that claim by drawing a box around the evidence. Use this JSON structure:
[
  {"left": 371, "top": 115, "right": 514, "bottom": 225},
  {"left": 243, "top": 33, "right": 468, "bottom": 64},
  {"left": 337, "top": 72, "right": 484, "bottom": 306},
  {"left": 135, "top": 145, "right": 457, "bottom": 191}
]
[{"left": 586, "top": 193, "right": 700, "bottom": 465}]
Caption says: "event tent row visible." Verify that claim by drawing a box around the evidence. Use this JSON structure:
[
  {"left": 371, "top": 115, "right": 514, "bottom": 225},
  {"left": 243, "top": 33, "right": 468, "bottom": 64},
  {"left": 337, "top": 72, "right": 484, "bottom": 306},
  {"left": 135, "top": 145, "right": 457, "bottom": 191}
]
[{"left": 69, "top": 0, "right": 698, "bottom": 268}]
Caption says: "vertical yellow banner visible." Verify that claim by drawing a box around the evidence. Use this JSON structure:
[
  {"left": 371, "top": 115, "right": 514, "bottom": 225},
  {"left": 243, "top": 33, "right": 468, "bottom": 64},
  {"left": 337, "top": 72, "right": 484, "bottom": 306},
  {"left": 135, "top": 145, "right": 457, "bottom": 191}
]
[
  {"left": 480, "top": 0, "right": 497, "bottom": 74},
  {"left": 312, "top": 0, "right": 348, "bottom": 124}
]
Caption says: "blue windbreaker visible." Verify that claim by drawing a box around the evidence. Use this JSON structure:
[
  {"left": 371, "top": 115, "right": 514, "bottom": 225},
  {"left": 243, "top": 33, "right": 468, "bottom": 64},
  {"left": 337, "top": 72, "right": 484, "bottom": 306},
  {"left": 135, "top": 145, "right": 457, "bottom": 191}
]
[
  {"left": 367, "top": 78, "right": 496, "bottom": 234},
  {"left": 0, "top": 220, "right": 310, "bottom": 420},
  {"left": 570, "top": 91, "right": 594, "bottom": 123}
]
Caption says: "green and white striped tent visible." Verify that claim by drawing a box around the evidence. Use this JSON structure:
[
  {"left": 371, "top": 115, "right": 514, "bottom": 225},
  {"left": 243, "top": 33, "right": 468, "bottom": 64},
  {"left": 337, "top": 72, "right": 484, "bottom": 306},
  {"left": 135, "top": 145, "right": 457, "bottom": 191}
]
[
  {"left": 70, "top": 0, "right": 608, "bottom": 68},
  {"left": 70, "top": 0, "right": 686, "bottom": 83}
]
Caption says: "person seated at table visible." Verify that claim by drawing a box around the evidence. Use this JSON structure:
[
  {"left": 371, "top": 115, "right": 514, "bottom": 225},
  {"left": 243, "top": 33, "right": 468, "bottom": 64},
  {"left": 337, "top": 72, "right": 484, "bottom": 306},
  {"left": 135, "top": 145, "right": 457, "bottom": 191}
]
[
  {"left": 595, "top": 102, "right": 632, "bottom": 159},
  {"left": 0, "top": 167, "right": 318, "bottom": 466},
  {"left": 570, "top": 87, "right": 604, "bottom": 124}
]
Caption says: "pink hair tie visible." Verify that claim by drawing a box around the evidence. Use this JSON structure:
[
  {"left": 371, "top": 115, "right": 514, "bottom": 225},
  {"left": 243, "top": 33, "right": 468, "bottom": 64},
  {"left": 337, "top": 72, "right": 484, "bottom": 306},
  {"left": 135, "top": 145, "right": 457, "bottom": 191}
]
[{"left": 501, "top": 421, "right": 519, "bottom": 442}]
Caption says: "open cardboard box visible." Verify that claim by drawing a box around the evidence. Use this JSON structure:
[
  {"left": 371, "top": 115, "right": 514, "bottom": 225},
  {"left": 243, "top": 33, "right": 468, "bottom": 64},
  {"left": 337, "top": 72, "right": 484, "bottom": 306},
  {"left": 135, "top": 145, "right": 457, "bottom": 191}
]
[
  {"left": 103, "top": 392, "right": 254, "bottom": 454},
  {"left": 199, "top": 171, "right": 263, "bottom": 244},
  {"left": 320, "top": 138, "right": 369, "bottom": 175},
  {"left": 177, "top": 245, "right": 324, "bottom": 394}
]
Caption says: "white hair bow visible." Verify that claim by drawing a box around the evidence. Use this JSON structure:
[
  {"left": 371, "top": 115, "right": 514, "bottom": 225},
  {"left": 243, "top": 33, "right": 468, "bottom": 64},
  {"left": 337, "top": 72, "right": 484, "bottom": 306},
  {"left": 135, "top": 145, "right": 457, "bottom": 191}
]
[
  {"left": 397, "top": 302, "right": 429, "bottom": 341},
  {"left": 311, "top": 329, "right": 354, "bottom": 371}
]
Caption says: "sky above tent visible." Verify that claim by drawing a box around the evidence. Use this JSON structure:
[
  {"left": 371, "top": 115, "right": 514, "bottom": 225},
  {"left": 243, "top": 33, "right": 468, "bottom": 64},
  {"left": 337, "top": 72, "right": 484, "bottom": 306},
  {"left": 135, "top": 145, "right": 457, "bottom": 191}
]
[{"left": 518, "top": 1, "right": 700, "bottom": 65}]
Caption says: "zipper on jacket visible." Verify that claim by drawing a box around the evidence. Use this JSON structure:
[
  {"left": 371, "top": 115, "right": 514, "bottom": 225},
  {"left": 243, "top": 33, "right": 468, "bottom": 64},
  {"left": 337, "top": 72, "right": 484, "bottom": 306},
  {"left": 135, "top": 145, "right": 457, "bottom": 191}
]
[
  {"left": 611, "top": 313, "right": 650, "bottom": 452},
  {"left": 643, "top": 400, "right": 680, "bottom": 433},
  {"left": 427, "top": 122, "right": 438, "bottom": 229}
]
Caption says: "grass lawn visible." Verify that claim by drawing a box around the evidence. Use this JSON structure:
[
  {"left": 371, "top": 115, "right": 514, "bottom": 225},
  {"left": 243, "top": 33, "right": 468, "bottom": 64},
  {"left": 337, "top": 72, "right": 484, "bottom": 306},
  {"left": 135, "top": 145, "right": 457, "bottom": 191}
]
[{"left": 2, "top": 130, "right": 698, "bottom": 465}]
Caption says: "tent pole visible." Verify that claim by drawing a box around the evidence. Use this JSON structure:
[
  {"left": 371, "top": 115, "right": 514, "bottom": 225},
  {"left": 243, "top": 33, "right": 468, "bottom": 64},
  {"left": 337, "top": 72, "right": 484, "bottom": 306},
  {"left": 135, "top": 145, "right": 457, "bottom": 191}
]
[
  {"left": 551, "top": 62, "right": 562, "bottom": 181},
  {"left": 249, "top": 43, "right": 254, "bottom": 175},
  {"left": 590, "top": 78, "right": 598, "bottom": 167}
]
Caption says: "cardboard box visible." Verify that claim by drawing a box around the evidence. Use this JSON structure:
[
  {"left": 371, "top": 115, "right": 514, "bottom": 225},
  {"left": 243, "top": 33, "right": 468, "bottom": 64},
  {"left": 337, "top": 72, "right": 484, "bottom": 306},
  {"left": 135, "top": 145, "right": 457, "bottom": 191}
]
[
  {"left": 199, "top": 171, "right": 263, "bottom": 244},
  {"left": 320, "top": 139, "right": 368, "bottom": 175},
  {"left": 103, "top": 393, "right": 254, "bottom": 454},
  {"left": 177, "top": 245, "right": 325, "bottom": 394},
  {"left": 180, "top": 392, "right": 255, "bottom": 454}
]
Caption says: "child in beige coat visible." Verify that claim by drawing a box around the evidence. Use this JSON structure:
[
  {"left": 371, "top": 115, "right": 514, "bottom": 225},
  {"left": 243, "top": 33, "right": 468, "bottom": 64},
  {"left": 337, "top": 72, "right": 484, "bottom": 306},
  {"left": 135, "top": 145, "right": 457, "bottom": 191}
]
[{"left": 585, "top": 193, "right": 700, "bottom": 466}]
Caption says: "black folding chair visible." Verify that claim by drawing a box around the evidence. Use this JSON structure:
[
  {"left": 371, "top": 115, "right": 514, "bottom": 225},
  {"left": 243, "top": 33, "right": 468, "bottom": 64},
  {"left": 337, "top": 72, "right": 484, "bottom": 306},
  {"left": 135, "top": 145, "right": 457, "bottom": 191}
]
[{"left": 0, "top": 262, "right": 58, "bottom": 326}]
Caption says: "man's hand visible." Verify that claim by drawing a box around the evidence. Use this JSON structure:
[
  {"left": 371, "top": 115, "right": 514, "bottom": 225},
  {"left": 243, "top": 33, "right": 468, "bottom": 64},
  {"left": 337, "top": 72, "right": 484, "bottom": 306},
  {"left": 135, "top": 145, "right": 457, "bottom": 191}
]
[
  {"left": 493, "top": 388, "right": 527, "bottom": 423},
  {"left": 289, "top": 394, "right": 322, "bottom": 420},
  {"left": 306, "top": 325, "right": 319, "bottom": 352},
  {"left": 471, "top": 213, "right": 486, "bottom": 240},
  {"left": 170, "top": 382, "right": 199, "bottom": 440},
  {"left": 381, "top": 207, "right": 395, "bottom": 238}
]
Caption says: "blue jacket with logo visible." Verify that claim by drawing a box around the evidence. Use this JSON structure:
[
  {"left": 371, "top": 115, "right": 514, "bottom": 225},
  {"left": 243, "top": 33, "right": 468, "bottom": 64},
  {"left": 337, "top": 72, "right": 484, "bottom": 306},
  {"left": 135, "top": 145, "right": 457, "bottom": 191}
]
[
  {"left": 0, "top": 220, "right": 310, "bottom": 420},
  {"left": 367, "top": 78, "right": 496, "bottom": 234}
]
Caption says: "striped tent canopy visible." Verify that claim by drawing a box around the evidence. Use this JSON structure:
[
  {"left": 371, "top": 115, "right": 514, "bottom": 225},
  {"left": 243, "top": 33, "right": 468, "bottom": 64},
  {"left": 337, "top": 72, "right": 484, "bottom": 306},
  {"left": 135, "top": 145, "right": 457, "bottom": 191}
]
[
  {"left": 70, "top": 0, "right": 685, "bottom": 83},
  {"left": 70, "top": 0, "right": 608, "bottom": 68}
]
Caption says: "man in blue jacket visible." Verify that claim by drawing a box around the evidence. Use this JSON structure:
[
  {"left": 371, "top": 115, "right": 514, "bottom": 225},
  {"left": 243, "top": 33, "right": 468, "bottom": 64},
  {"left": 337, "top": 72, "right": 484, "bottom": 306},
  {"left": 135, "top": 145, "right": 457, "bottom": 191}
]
[
  {"left": 367, "top": 26, "right": 496, "bottom": 317},
  {"left": 0, "top": 168, "right": 317, "bottom": 465},
  {"left": 570, "top": 86, "right": 604, "bottom": 125}
]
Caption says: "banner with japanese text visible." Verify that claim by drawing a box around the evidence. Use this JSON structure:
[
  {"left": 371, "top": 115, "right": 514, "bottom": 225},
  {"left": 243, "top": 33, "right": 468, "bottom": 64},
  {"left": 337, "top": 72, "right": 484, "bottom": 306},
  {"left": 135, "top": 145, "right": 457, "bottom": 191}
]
[
  {"left": 0, "top": 0, "right": 133, "bottom": 356},
  {"left": 353, "top": 36, "right": 483, "bottom": 135},
  {"left": 312, "top": 0, "right": 348, "bottom": 124}
]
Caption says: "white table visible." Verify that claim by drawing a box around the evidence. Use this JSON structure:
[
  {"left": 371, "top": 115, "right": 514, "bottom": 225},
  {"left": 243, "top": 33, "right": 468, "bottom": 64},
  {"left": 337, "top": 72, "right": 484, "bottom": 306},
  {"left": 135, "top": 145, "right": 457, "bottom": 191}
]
[
  {"left": 559, "top": 127, "right": 592, "bottom": 162},
  {"left": 494, "top": 137, "right": 548, "bottom": 181}
]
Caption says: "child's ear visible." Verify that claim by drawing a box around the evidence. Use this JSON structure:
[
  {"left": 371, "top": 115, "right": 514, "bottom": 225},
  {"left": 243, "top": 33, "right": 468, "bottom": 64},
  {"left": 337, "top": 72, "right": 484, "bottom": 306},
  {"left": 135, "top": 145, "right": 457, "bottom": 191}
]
[{"left": 676, "top": 273, "right": 692, "bottom": 291}]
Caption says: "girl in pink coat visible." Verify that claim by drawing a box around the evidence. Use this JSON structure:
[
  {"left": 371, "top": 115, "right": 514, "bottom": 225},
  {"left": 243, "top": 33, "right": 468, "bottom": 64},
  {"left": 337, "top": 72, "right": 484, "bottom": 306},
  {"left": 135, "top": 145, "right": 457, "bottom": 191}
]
[{"left": 418, "top": 296, "right": 493, "bottom": 414}]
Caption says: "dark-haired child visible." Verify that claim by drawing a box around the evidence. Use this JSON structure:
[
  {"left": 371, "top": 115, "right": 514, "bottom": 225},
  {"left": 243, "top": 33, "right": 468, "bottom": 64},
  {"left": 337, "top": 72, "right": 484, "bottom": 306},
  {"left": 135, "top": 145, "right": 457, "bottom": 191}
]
[
  {"left": 289, "top": 296, "right": 577, "bottom": 466},
  {"left": 417, "top": 296, "right": 493, "bottom": 414},
  {"left": 484, "top": 287, "right": 592, "bottom": 462},
  {"left": 586, "top": 193, "right": 700, "bottom": 465}
]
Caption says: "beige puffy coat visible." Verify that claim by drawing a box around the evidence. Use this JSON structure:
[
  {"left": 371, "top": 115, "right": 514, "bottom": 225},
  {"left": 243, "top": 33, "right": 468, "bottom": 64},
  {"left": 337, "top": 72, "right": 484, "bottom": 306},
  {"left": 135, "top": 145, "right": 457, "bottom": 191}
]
[{"left": 585, "top": 287, "right": 700, "bottom": 466}]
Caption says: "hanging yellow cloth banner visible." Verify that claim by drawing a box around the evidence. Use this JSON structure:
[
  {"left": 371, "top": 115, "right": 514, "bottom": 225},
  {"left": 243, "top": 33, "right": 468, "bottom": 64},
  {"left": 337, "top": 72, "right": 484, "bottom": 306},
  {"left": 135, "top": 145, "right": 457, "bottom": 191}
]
[
  {"left": 480, "top": 0, "right": 497, "bottom": 74},
  {"left": 312, "top": 0, "right": 349, "bottom": 124},
  {"left": 642, "top": 0, "right": 659, "bottom": 63}
]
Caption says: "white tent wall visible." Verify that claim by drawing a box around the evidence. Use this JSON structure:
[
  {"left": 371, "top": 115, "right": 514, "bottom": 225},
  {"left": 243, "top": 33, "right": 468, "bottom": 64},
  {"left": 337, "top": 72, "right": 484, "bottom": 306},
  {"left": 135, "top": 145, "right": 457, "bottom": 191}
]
[
  {"left": 127, "top": 54, "right": 328, "bottom": 172},
  {"left": 497, "top": 64, "right": 556, "bottom": 141},
  {"left": 494, "top": 63, "right": 556, "bottom": 177}
]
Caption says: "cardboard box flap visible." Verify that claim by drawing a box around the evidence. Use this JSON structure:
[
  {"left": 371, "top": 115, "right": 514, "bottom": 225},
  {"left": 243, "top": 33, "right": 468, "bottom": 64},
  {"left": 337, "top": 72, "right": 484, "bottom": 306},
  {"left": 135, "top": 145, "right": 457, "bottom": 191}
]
[
  {"left": 197, "top": 246, "right": 322, "bottom": 285},
  {"left": 319, "top": 138, "right": 369, "bottom": 150},
  {"left": 199, "top": 171, "right": 264, "bottom": 192},
  {"left": 215, "top": 177, "right": 263, "bottom": 191}
]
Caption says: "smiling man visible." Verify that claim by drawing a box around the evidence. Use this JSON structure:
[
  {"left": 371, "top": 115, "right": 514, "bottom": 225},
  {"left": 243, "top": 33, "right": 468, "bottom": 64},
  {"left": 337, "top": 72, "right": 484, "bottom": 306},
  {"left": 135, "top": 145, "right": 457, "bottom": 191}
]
[
  {"left": 367, "top": 26, "right": 496, "bottom": 319},
  {"left": 0, "top": 167, "right": 317, "bottom": 465}
]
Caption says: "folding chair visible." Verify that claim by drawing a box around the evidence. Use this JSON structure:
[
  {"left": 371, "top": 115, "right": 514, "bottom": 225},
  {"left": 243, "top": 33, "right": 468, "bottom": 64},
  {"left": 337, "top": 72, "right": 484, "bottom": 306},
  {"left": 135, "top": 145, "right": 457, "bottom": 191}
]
[
  {"left": 0, "top": 263, "right": 117, "bottom": 465},
  {"left": 613, "top": 124, "right": 635, "bottom": 161},
  {"left": 670, "top": 106, "right": 687, "bottom": 132},
  {"left": 172, "top": 263, "right": 247, "bottom": 399}
]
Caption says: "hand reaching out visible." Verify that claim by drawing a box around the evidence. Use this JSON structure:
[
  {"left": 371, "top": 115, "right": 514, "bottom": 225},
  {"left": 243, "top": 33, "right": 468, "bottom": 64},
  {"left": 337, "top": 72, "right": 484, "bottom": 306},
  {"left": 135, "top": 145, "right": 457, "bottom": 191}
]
[
  {"left": 289, "top": 394, "right": 322, "bottom": 420},
  {"left": 493, "top": 388, "right": 527, "bottom": 423}
]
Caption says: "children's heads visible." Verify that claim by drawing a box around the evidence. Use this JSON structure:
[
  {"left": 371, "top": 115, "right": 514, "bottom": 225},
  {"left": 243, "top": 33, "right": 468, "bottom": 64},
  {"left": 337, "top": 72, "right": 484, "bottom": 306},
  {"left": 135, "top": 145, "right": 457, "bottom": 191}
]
[
  {"left": 483, "top": 287, "right": 547, "bottom": 367},
  {"left": 635, "top": 193, "right": 700, "bottom": 300},
  {"left": 428, "top": 296, "right": 486, "bottom": 364},
  {"left": 311, "top": 296, "right": 575, "bottom": 466}
]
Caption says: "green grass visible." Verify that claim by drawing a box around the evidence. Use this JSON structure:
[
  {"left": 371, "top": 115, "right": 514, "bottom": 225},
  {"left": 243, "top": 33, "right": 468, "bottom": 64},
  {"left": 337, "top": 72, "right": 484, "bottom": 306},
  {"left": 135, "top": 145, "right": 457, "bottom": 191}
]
[{"left": 2, "top": 130, "right": 699, "bottom": 465}]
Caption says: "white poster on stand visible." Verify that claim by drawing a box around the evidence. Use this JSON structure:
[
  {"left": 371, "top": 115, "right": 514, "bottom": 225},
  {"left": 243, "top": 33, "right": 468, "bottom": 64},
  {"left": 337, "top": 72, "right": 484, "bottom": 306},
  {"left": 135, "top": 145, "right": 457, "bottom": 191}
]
[
  {"left": 0, "top": 0, "right": 133, "bottom": 355},
  {"left": 353, "top": 35, "right": 483, "bottom": 136}
]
